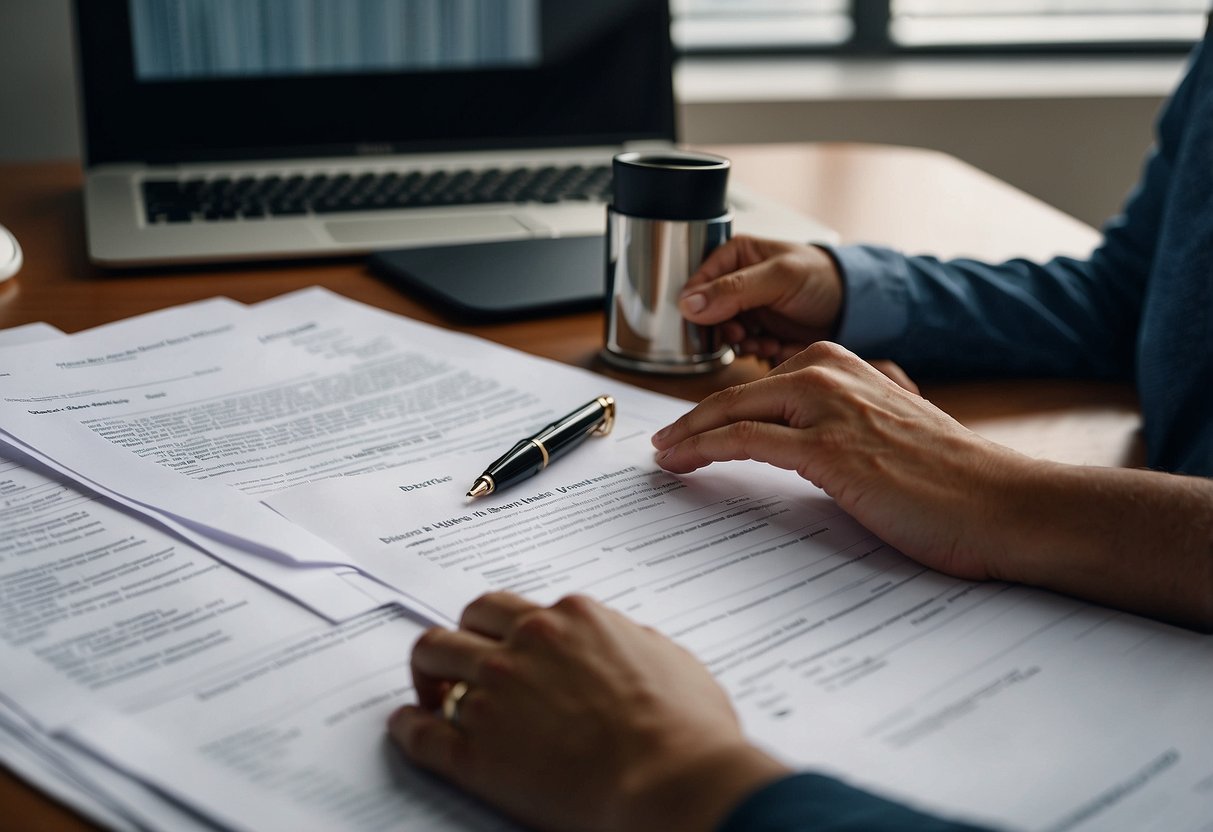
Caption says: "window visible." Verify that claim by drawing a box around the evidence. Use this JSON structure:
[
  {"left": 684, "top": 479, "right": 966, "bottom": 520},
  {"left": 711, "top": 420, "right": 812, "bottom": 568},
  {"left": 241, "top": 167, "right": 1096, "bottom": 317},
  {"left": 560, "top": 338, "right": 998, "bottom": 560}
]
[
  {"left": 670, "top": 0, "right": 852, "bottom": 51},
  {"left": 672, "top": 0, "right": 1206, "bottom": 53},
  {"left": 891, "top": 1, "right": 1207, "bottom": 48}
]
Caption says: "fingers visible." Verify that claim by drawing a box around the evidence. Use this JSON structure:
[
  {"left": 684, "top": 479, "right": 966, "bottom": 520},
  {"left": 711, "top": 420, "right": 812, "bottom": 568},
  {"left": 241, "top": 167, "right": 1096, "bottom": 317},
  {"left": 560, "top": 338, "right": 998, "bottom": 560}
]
[
  {"left": 656, "top": 420, "right": 807, "bottom": 475},
  {"left": 684, "top": 235, "right": 783, "bottom": 289},
  {"left": 680, "top": 238, "right": 841, "bottom": 340},
  {"left": 413, "top": 593, "right": 542, "bottom": 711},
  {"left": 679, "top": 255, "right": 805, "bottom": 326},
  {"left": 651, "top": 375, "right": 810, "bottom": 454},
  {"left": 725, "top": 325, "right": 808, "bottom": 364},
  {"left": 459, "top": 591, "right": 541, "bottom": 639},
  {"left": 388, "top": 705, "right": 470, "bottom": 786},
  {"left": 411, "top": 627, "right": 498, "bottom": 710},
  {"left": 649, "top": 343, "right": 901, "bottom": 475}
]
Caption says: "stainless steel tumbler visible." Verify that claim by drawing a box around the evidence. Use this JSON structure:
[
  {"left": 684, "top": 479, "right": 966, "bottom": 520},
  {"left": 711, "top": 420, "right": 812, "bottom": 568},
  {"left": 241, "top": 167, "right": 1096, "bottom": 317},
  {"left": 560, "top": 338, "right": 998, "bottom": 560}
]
[{"left": 601, "top": 150, "right": 734, "bottom": 374}]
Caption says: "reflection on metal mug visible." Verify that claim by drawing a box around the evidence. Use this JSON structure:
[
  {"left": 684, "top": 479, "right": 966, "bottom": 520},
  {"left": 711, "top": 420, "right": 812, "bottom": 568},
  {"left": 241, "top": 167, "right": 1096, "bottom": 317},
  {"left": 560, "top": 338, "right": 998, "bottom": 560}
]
[{"left": 601, "top": 150, "right": 734, "bottom": 374}]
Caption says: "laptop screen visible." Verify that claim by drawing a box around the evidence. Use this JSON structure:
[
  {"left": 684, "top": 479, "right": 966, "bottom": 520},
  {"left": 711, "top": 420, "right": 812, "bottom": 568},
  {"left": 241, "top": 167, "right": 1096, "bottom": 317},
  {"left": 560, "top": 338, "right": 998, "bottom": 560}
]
[{"left": 75, "top": 0, "right": 675, "bottom": 165}]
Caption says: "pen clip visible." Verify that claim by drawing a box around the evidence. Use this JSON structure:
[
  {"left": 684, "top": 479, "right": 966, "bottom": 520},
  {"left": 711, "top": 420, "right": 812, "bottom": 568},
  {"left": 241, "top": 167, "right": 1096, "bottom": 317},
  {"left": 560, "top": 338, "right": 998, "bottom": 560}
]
[{"left": 590, "top": 395, "right": 616, "bottom": 437}]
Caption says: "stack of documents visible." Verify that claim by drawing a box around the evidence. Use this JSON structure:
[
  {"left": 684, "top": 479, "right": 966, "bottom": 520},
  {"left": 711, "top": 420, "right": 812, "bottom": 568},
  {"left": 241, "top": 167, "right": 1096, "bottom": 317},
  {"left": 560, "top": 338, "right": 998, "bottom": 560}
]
[{"left": 1, "top": 289, "right": 1210, "bottom": 831}]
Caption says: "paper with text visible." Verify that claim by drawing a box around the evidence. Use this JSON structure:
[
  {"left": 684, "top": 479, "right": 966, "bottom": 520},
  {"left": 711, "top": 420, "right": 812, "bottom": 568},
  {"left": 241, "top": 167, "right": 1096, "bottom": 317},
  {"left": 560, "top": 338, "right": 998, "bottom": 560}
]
[
  {"left": 0, "top": 288, "right": 679, "bottom": 622},
  {"left": 0, "top": 296, "right": 398, "bottom": 622},
  {"left": 261, "top": 432, "right": 1213, "bottom": 831}
]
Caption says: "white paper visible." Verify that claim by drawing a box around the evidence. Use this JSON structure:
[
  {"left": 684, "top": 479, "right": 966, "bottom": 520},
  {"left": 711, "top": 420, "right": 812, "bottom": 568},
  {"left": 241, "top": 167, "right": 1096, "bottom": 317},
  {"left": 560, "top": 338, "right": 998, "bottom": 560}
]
[
  {"left": 7, "top": 294, "right": 1209, "bottom": 831},
  {"left": 0, "top": 450, "right": 338, "bottom": 728},
  {"left": 261, "top": 432, "right": 1213, "bottom": 831},
  {"left": 0, "top": 429, "right": 497, "bottom": 832},
  {"left": 0, "top": 321, "right": 66, "bottom": 348},
  {"left": 0, "top": 702, "right": 222, "bottom": 832},
  {"left": 0, "top": 294, "right": 431, "bottom": 620},
  {"left": 0, "top": 317, "right": 239, "bottom": 832},
  {"left": 0, "top": 438, "right": 494, "bottom": 830},
  {"left": 68, "top": 607, "right": 517, "bottom": 832},
  {"left": 0, "top": 288, "right": 679, "bottom": 620}
]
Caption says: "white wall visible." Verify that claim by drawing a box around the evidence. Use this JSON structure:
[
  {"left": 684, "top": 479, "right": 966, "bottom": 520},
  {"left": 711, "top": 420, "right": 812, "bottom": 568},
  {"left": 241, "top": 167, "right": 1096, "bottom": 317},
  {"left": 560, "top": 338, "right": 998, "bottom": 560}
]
[{"left": 0, "top": 0, "right": 1169, "bottom": 228}]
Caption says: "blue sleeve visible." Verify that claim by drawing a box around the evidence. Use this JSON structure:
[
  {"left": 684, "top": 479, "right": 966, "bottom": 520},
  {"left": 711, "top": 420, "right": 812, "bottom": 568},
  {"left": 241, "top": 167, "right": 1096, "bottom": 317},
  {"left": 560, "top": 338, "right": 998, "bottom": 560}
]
[
  {"left": 716, "top": 773, "right": 996, "bottom": 832},
  {"left": 826, "top": 37, "right": 1204, "bottom": 381}
]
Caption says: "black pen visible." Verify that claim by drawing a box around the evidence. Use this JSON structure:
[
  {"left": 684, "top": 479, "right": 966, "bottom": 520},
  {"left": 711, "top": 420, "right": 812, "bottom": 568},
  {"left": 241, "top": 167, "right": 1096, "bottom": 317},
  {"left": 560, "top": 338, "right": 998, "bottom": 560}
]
[{"left": 467, "top": 396, "right": 616, "bottom": 498}]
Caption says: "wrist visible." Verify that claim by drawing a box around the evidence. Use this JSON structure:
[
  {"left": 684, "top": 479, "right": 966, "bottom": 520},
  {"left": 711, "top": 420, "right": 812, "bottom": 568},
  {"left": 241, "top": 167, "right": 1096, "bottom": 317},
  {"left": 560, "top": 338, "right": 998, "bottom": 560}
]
[
  {"left": 973, "top": 452, "right": 1067, "bottom": 586},
  {"left": 811, "top": 245, "right": 846, "bottom": 339},
  {"left": 928, "top": 434, "right": 1043, "bottom": 584},
  {"left": 612, "top": 741, "right": 790, "bottom": 832}
]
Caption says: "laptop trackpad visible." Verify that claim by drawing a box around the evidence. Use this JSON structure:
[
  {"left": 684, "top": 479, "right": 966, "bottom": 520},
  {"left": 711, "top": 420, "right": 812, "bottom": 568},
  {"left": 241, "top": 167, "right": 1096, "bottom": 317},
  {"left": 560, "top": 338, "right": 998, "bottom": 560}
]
[{"left": 324, "top": 214, "right": 531, "bottom": 245}]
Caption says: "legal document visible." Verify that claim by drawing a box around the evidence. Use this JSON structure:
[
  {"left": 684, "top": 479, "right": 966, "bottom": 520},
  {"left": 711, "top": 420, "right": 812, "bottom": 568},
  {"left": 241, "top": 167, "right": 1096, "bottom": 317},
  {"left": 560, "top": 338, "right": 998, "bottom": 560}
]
[
  {"left": 0, "top": 288, "right": 677, "bottom": 621},
  {"left": 0, "top": 434, "right": 495, "bottom": 830},
  {"left": 262, "top": 433, "right": 1213, "bottom": 831},
  {"left": 0, "top": 295, "right": 393, "bottom": 622},
  {"left": 0, "top": 450, "right": 508, "bottom": 831},
  {"left": 2, "top": 291, "right": 1210, "bottom": 832},
  {"left": 0, "top": 321, "right": 254, "bottom": 831}
]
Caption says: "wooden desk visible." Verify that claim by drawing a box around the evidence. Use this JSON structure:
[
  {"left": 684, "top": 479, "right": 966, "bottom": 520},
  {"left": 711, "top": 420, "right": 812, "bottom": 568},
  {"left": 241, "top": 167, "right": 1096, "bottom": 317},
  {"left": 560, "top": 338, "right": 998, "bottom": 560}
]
[{"left": 0, "top": 144, "right": 1140, "bottom": 830}]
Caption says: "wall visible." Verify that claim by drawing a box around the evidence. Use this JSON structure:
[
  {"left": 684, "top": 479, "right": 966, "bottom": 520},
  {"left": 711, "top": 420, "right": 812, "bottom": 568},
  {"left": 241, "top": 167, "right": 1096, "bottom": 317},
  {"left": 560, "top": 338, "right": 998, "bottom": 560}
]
[
  {"left": 0, "top": 0, "right": 1168, "bottom": 228},
  {"left": 0, "top": 1, "right": 78, "bottom": 161},
  {"left": 680, "top": 95, "right": 1163, "bottom": 228}
]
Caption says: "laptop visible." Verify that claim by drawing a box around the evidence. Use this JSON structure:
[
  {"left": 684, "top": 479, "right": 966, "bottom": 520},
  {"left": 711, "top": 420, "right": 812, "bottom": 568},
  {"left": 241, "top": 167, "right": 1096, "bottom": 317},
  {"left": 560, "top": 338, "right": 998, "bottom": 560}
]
[{"left": 73, "top": 0, "right": 834, "bottom": 268}]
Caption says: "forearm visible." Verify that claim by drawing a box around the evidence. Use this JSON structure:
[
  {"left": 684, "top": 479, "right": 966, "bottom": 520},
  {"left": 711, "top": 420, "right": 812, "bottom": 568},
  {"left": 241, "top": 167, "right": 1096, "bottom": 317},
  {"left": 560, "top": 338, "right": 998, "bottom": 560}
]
[
  {"left": 618, "top": 743, "right": 789, "bottom": 832},
  {"left": 989, "top": 459, "right": 1213, "bottom": 632}
]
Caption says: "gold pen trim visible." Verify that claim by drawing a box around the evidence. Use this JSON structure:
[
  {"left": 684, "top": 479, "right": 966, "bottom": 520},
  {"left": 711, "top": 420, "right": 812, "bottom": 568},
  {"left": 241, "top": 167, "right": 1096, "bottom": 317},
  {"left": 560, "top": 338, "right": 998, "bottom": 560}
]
[
  {"left": 467, "top": 474, "right": 495, "bottom": 499},
  {"left": 529, "top": 438, "right": 550, "bottom": 468},
  {"left": 591, "top": 395, "right": 616, "bottom": 437}
]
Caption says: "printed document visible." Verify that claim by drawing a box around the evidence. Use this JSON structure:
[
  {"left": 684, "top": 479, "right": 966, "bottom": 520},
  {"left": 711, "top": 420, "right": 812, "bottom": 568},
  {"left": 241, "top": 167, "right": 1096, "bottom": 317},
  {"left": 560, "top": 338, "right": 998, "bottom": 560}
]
[
  {"left": 260, "top": 433, "right": 1213, "bottom": 831},
  {"left": 0, "top": 295, "right": 393, "bottom": 622},
  {"left": 0, "top": 288, "right": 677, "bottom": 621},
  {"left": 25, "top": 427, "right": 1210, "bottom": 832},
  {"left": 0, "top": 320, "right": 263, "bottom": 830},
  {"left": 3, "top": 294, "right": 1211, "bottom": 831}
]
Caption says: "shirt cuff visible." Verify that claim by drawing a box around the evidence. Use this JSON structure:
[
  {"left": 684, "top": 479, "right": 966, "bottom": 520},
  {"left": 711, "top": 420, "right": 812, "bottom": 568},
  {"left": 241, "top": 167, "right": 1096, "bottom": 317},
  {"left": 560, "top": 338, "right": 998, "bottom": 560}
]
[
  {"left": 825, "top": 244, "right": 911, "bottom": 354},
  {"left": 716, "top": 771, "right": 992, "bottom": 832}
]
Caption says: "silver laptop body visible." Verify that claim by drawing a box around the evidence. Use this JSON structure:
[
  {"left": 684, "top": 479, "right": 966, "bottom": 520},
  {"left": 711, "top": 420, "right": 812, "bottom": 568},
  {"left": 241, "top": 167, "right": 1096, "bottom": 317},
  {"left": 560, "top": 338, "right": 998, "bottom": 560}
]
[{"left": 75, "top": 0, "right": 833, "bottom": 267}]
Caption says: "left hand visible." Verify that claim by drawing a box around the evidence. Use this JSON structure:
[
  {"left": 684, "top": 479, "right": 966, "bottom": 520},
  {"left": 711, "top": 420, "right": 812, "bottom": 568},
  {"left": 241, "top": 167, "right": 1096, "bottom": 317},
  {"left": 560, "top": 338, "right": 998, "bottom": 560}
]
[{"left": 388, "top": 592, "right": 789, "bottom": 832}]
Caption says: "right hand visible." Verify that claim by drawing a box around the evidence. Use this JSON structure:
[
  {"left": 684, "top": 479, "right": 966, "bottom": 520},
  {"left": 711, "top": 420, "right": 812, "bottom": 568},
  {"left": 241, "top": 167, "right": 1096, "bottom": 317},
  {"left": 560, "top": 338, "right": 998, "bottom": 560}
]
[{"left": 679, "top": 235, "right": 844, "bottom": 366}]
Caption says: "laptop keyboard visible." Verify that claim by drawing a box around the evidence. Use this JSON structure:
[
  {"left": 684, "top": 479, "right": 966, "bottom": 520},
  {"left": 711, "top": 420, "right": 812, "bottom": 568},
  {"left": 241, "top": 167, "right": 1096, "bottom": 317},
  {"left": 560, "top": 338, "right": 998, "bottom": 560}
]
[{"left": 141, "top": 164, "right": 614, "bottom": 224}]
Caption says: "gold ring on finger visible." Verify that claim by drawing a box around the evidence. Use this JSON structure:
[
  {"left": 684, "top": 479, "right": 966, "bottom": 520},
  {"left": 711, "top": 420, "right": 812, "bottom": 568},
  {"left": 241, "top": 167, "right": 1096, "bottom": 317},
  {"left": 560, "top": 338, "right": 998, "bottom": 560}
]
[{"left": 442, "top": 681, "right": 471, "bottom": 728}]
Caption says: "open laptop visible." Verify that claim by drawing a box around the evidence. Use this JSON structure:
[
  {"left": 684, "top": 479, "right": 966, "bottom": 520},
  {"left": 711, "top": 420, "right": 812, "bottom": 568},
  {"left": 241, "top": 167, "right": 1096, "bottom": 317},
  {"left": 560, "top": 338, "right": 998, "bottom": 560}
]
[{"left": 74, "top": 0, "right": 833, "bottom": 268}]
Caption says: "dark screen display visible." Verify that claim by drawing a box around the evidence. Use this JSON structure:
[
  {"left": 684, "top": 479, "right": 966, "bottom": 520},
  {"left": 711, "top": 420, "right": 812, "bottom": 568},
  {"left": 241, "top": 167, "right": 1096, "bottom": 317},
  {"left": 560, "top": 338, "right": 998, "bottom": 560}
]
[
  {"left": 129, "top": 0, "right": 542, "bottom": 81},
  {"left": 74, "top": 0, "right": 674, "bottom": 165}
]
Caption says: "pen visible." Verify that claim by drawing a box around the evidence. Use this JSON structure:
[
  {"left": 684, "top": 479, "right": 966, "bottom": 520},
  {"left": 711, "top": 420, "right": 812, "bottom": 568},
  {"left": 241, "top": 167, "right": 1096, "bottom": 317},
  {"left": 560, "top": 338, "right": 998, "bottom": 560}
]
[{"left": 467, "top": 395, "right": 616, "bottom": 498}]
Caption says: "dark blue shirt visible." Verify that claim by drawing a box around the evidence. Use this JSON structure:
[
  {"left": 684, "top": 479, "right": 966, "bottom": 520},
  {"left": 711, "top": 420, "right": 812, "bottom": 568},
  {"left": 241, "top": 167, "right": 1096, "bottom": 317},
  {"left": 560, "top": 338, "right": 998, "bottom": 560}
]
[
  {"left": 719, "top": 774, "right": 993, "bottom": 832},
  {"left": 833, "top": 30, "right": 1213, "bottom": 476}
]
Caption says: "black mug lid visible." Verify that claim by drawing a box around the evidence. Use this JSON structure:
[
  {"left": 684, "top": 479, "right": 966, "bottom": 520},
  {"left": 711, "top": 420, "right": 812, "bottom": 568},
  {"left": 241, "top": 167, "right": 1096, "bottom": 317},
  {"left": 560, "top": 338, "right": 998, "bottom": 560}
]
[{"left": 612, "top": 150, "right": 730, "bottom": 221}]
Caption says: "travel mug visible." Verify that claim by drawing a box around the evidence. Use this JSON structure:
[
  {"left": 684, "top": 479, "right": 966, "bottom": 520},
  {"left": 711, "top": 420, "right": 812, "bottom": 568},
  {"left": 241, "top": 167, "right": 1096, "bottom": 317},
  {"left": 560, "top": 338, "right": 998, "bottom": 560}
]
[{"left": 601, "top": 150, "right": 734, "bottom": 374}]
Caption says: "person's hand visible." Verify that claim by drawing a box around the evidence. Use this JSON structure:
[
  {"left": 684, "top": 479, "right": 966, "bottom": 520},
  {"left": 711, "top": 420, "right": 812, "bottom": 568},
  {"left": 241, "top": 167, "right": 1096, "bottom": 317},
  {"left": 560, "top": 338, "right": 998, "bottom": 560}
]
[
  {"left": 651, "top": 342, "right": 1032, "bottom": 582},
  {"left": 388, "top": 592, "right": 789, "bottom": 832},
  {"left": 678, "top": 235, "right": 844, "bottom": 366}
]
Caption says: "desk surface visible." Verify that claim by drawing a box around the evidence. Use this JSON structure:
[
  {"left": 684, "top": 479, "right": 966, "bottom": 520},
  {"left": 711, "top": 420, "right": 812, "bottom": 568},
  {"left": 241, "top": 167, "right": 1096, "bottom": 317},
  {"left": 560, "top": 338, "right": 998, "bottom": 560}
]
[{"left": 0, "top": 143, "right": 1140, "bottom": 831}]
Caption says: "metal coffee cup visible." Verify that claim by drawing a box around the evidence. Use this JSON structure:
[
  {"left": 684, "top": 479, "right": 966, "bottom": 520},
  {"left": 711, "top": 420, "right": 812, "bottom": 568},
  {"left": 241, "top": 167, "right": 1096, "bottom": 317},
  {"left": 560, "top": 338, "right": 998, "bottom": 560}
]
[{"left": 601, "top": 150, "right": 734, "bottom": 374}]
